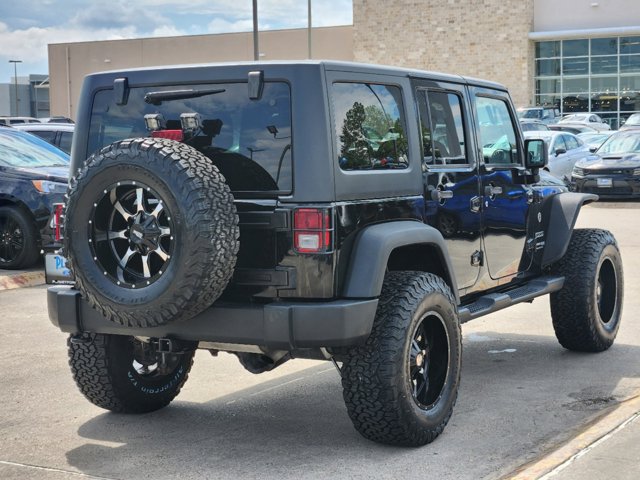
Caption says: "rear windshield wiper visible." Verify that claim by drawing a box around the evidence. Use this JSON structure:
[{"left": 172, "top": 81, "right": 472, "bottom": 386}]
[{"left": 144, "top": 88, "right": 226, "bottom": 106}]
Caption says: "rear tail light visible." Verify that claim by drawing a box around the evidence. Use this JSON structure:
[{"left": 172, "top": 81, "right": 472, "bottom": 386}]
[
  {"left": 293, "top": 208, "right": 332, "bottom": 254},
  {"left": 53, "top": 203, "right": 65, "bottom": 242}
]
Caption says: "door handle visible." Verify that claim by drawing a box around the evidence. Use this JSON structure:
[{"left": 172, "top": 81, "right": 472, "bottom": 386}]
[
  {"left": 484, "top": 184, "right": 502, "bottom": 199},
  {"left": 431, "top": 189, "right": 454, "bottom": 201}
]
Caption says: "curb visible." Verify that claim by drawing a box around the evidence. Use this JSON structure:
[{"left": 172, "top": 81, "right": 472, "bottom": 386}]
[
  {"left": 504, "top": 392, "right": 640, "bottom": 479},
  {"left": 0, "top": 270, "right": 46, "bottom": 291}
]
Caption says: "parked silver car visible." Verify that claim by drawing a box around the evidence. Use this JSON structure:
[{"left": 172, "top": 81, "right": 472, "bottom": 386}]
[
  {"left": 524, "top": 130, "right": 590, "bottom": 180},
  {"left": 558, "top": 113, "right": 611, "bottom": 132}
]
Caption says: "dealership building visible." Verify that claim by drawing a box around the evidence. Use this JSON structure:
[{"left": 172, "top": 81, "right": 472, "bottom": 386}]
[{"left": 49, "top": 0, "right": 639, "bottom": 128}]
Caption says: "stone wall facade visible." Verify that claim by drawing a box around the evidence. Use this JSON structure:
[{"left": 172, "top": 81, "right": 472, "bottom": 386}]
[{"left": 353, "top": 0, "right": 535, "bottom": 108}]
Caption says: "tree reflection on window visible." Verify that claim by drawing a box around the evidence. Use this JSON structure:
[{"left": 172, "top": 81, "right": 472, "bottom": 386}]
[{"left": 334, "top": 83, "right": 409, "bottom": 171}]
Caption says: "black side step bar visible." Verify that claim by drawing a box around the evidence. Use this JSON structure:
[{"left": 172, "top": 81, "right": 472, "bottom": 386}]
[{"left": 458, "top": 275, "right": 565, "bottom": 323}]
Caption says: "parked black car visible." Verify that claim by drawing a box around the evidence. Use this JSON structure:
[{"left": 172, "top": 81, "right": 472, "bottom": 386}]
[
  {"left": 0, "top": 126, "right": 69, "bottom": 268},
  {"left": 572, "top": 130, "right": 640, "bottom": 198}
]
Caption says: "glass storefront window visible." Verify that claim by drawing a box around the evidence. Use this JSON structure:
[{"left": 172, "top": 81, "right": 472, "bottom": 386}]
[
  {"left": 563, "top": 77, "right": 589, "bottom": 93},
  {"left": 563, "top": 39, "right": 588, "bottom": 57},
  {"left": 563, "top": 57, "right": 589, "bottom": 75},
  {"left": 535, "top": 36, "right": 640, "bottom": 125},
  {"left": 621, "top": 55, "right": 640, "bottom": 73},
  {"left": 535, "top": 95, "right": 561, "bottom": 107},
  {"left": 591, "top": 56, "right": 618, "bottom": 74},
  {"left": 591, "top": 38, "right": 618, "bottom": 56},
  {"left": 591, "top": 76, "right": 618, "bottom": 92},
  {"left": 536, "top": 58, "right": 560, "bottom": 76},
  {"left": 535, "top": 78, "right": 561, "bottom": 95},
  {"left": 536, "top": 41, "right": 560, "bottom": 58},
  {"left": 621, "top": 37, "right": 640, "bottom": 54}
]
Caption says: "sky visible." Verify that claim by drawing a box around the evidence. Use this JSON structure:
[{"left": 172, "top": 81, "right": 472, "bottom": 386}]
[{"left": 0, "top": 0, "right": 353, "bottom": 83}]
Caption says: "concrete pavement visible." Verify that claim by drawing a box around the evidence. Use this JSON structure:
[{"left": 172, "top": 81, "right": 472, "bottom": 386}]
[{"left": 0, "top": 201, "right": 639, "bottom": 479}]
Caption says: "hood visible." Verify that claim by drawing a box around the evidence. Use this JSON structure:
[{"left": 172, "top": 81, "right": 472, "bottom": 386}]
[
  {"left": 575, "top": 153, "right": 640, "bottom": 169},
  {"left": 3, "top": 165, "right": 69, "bottom": 182}
]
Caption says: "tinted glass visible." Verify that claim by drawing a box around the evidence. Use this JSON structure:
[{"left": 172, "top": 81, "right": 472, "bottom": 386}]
[
  {"left": 563, "top": 77, "right": 589, "bottom": 93},
  {"left": 0, "top": 129, "right": 69, "bottom": 168},
  {"left": 563, "top": 57, "right": 589, "bottom": 75},
  {"left": 621, "top": 37, "right": 640, "bottom": 54},
  {"left": 536, "top": 78, "right": 560, "bottom": 95},
  {"left": 591, "top": 38, "right": 618, "bottom": 56},
  {"left": 536, "top": 59, "right": 560, "bottom": 76},
  {"left": 31, "top": 130, "right": 57, "bottom": 143},
  {"left": 563, "top": 39, "right": 589, "bottom": 57},
  {"left": 591, "top": 56, "right": 618, "bottom": 74},
  {"left": 474, "top": 96, "right": 519, "bottom": 165},
  {"left": 89, "top": 82, "right": 292, "bottom": 193},
  {"left": 621, "top": 54, "right": 640, "bottom": 73},
  {"left": 418, "top": 90, "right": 467, "bottom": 167},
  {"left": 59, "top": 132, "right": 73, "bottom": 154},
  {"left": 591, "top": 76, "right": 618, "bottom": 92},
  {"left": 333, "top": 82, "right": 408, "bottom": 171},
  {"left": 536, "top": 41, "right": 560, "bottom": 58}
]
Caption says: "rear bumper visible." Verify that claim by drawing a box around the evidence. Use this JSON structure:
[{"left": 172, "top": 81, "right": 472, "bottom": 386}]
[{"left": 47, "top": 286, "right": 378, "bottom": 349}]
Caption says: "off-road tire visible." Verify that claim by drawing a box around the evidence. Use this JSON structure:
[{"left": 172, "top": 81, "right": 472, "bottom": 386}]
[
  {"left": 64, "top": 137, "right": 239, "bottom": 327},
  {"left": 550, "top": 228, "right": 623, "bottom": 352},
  {"left": 341, "top": 271, "right": 462, "bottom": 446},
  {"left": 0, "top": 205, "right": 39, "bottom": 269},
  {"left": 68, "top": 333, "right": 194, "bottom": 413}
]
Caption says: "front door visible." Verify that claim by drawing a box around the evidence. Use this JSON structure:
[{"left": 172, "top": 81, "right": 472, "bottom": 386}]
[
  {"left": 415, "top": 81, "right": 482, "bottom": 290},
  {"left": 471, "top": 89, "right": 532, "bottom": 280}
]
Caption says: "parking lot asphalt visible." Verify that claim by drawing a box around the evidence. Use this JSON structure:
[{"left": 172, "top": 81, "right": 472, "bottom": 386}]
[{"left": 0, "top": 201, "right": 639, "bottom": 480}]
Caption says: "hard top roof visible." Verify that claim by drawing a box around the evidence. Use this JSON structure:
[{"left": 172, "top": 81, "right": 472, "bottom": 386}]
[{"left": 87, "top": 60, "right": 507, "bottom": 92}]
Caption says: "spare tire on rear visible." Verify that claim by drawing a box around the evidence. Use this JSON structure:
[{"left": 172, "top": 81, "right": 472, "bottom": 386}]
[{"left": 64, "top": 137, "right": 239, "bottom": 328}]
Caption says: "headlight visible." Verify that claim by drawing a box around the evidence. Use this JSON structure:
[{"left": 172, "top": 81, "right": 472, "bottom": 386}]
[
  {"left": 32, "top": 180, "right": 67, "bottom": 194},
  {"left": 633, "top": 168, "right": 640, "bottom": 176},
  {"left": 572, "top": 167, "right": 585, "bottom": 177}
]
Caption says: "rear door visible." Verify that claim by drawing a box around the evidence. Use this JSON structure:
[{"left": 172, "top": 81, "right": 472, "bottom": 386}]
[{"left": 414, "top": 80, "right": 482, "bottom": 290}]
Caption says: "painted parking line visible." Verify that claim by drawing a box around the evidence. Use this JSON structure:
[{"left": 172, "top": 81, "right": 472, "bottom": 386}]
[
  {"left": 0, "top": 270, "right": 45, "bottom": 291},
  {"left": 504, "top": 391, "right": 640, "bottom": 479}
]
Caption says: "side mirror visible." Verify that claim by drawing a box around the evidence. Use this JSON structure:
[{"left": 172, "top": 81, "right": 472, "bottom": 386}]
[
  {"left": 589, "top": 146, "right": 598, "bottom": 153},
  {"left": 524, "top": 138, "right": 548, "bottom": 170},
  {"left": 555, "top": 148, "right": 567, "bottom": 156}
]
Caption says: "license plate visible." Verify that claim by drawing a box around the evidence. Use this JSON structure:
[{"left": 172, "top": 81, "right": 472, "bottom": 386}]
[
  {"left": 45, "top": 254, "right": 74, "bottom": 284},
  {"left": 597, "top": 177, "right": 613, "bottom": 187}
]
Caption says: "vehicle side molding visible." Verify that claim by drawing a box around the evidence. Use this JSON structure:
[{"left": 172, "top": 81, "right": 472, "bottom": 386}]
[
  {"left": 342, "top": 221, "right": 459, "bottom": 302},
  {"left": 541, "top": 192, "right": 598, "bottom": 268}
]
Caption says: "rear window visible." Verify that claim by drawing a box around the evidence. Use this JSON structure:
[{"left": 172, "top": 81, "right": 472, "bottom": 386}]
[{"left": 88, "top": 82, "right": 292, "bottom": 194}]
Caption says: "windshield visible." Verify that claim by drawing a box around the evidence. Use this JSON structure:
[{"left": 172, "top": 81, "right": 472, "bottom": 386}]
[
  {"left": 597, "top": 133, "right": 640, "bottom": 155},
  {"left": 0, "top": 129, "right": 70, "bottom": 168}
]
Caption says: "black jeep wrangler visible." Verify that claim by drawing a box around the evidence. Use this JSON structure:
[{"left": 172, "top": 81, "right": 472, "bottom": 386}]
[{"left": 48, "top": 61, "right": 623, "bottom": 447}]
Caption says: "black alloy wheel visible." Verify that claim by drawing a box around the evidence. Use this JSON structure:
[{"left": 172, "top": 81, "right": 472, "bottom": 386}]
[
  {"left": 409, "top": 313, "right": 450, "bottom": 409},
  {"left": 90, "top": 181, "right": 174, "bottom": 289},
  {"left": 0, "top": 206, "right": 39, "bottom": 269}
]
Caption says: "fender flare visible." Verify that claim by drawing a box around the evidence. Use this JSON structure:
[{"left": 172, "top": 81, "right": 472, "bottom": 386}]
[
  {"left": 541, "top": 192, "right": 598, "bottom": 268},
  {"left": 342, "top": 221, "right": 459, "bottom": 302}
]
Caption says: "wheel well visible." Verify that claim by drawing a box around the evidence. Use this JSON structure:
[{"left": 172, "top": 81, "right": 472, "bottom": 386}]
[{"left": 387, "top": 244, "right": 454, "bottom": 293}]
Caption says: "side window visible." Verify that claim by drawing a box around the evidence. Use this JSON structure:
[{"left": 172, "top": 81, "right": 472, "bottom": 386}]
[
  {"left": 333, "top": 82, "right": 409, "bottom": 171},
  {"left": 564, "top": 134, "right": 579, "bottom": 150},
  {"left": 553, "top": 135, "right": 567, "bottom": 153},
  {"left": 59, "top": 132, "right": 73, "bottom": 154},
  {"left": 474, "top": 96, "right": 520, "bottom": 165},
  {"left": 417, "top": 90, "right": 468, "bottom": 166}
]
